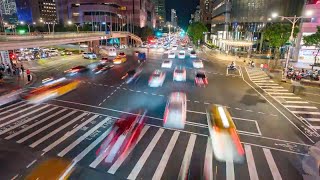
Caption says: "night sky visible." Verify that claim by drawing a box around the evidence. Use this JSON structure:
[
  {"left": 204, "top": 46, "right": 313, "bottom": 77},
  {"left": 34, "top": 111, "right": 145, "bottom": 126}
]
[{"left": 165, "top": 0, "right": 199, "bottom": 30}]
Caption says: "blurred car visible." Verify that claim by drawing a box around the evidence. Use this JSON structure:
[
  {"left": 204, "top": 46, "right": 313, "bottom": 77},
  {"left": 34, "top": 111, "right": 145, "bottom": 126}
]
[
  {"left": 141, "top": 42, "right": 148, "bottom": 48},
  {"left": 92, "top": 64, "right": 114, "bottom": 74},
  {"left": 83, "top": 52, "right": 97, "bottom": 59},
  {"left": 161, "top": 60, "right": 173, "bottom": 68},
  {"left": 163, "top": 92, "right": 187, "bottom": 129},
  {"left": 25, "top": 158, "right": 74, "bottom": 180},
  {"left": 168, "top": 51, "right": 175, "bottom": 59},
  {"left": 0, "top": 89, "right": 23, "bottom": 106},
  {"left": 122, "top": 68, "right": 142, "bottom": 84},
  {"left": 64, "top": 65, "right": 88, "bottom": 75},
  {"left": 193, "top": 60, "right": 204, "bottom": 68},
  {"left": 195, "top": 71, "right": 208, "bottom": 87},
  {"left": 190, "top": 50, "right": 197, "bottom": 58},
  {"left": 134, "top": 51, "right": 140, "bottom": 56},
  {"left": 48, "top": 50, "right": 59, "bottom": 56},
  {"left": 206, "top": 105, "right": 245, "bottom": 163},
  {"left": 172, "top": 45, "right": 178, "bottom": 50},
  {"left": 60, "top": 50, "right": 72, "bottom": 56},
  {"left": 188, "top": 46, "right": 193, "bottom": 51},
  {"left": 22, "top": 80, "right": 80, "bottom": 104},
  {"left": 80, "top": 44, "right": 88, "bottom": 48},
  {"left": 100, "top": 57, "right": 111, "bottom": 64},
  {"left": 148, "top": 70, "right": 166, "bottom": 87},
  {"left": 96, "top": 111, "right": 147, "bottom": 163},
  {"left": 138, "top": 52, "right": 146, "bottom": 63},
  {"left": 173, "top": 67, "right": 186, "bottom": 82},
  {"left": 113, "top": 53, "right": 127, "bottom": 64},
  {"left": 178, "top": 51, "right": 186, "bottom": 59}
]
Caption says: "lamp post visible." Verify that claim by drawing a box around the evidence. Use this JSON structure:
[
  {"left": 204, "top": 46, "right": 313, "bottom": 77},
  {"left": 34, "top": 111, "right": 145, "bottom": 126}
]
[
  {"left": 20, "top": 21, "right": 36, "bottom": 33},
  {"left": 40, "top": 18, "right": 50, "bottom": 33},
  {"left": 271, "top": 11, "right": 313, "bottom": 81},
  {"left": 67, "top": 20, "right": 80, "bottom": 33}
]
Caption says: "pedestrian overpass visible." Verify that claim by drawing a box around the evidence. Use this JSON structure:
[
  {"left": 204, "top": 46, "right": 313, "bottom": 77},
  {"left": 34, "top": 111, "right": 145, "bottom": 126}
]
[{"left": 0, "top": 31, "right": 142, "bottom": 51}]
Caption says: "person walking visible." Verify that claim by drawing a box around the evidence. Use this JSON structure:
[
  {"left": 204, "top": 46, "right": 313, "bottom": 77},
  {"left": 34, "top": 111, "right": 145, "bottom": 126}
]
[
  {"left": 26, "top": 69, "right": 31, "bottom": 82},
  {"left": 21, "top": 64, "right": 25, "bottom": 76}
]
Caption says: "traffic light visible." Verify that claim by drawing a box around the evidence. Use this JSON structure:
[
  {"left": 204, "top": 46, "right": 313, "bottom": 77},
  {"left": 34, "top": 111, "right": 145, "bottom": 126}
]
[{"left": 156, "top": 31, "right": 162, "bottom": 37}]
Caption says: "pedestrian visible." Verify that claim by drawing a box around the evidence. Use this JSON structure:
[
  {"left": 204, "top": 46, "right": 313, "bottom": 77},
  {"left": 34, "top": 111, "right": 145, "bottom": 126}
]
[
  {"left": 21, "top": 64, "right": 24, "bottom": 75},
  {"left": 26, "top": 69, "right": 31, "bottom": 82},
  {"left": 16, "top": 67, "right": 20, "bottom": 77},
  {"left": 260, "top": 63, "right": 264, "bottom": 70}
]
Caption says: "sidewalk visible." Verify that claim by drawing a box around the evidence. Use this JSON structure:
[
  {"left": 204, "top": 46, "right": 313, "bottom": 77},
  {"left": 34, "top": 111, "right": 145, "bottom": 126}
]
[{"left": 0, "top": 72, "right": 36, "bottom": 94}]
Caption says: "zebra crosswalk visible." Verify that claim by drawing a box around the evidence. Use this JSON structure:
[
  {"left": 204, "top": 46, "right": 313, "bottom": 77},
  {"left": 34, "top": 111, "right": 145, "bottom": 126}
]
[
  {"left": 0, "top": 101, "right": 304, "bottom": 179},
  {"left": 246, "top": 68, "right": 320, "bottom": 131}
]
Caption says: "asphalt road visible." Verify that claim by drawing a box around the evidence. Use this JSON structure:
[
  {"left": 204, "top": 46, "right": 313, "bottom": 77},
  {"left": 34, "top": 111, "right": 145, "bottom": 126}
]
[{"left": 0, "top": 46, "right": 318, "bottom": 180}]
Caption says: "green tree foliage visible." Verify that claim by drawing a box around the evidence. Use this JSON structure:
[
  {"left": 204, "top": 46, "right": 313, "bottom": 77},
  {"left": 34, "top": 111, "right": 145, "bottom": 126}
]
[
  {"left": 263, "top": 23, "right": 299, "bottom": 68},
  {"left": 187, "top": 22, "right": 208, "bottom": 44},
  {"left": 303, "top": 26, "right": 320, "bottom": 65},
  {"left": 136, "top": 27, "right": 154, "bottom": 41}
]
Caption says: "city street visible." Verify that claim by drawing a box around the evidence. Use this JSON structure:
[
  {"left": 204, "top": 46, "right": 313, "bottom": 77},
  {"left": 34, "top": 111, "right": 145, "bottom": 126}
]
[{"left": 0, "top": 46, "right": 317, "bottom": 180}]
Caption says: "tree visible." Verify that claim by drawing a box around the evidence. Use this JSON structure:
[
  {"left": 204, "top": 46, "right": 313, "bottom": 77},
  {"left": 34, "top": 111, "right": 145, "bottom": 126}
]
[
  {"left": 138, "top": 27, "right": 153, "bottom": 41},
  {"left": 263, "top": 23, "right": 299, "bottom": 68},
  {"left": 303, "top": 26, "right": 320, "bottom": 67},
  {"left": 187, "top": 22, "right": 208, "bottom": 45}
]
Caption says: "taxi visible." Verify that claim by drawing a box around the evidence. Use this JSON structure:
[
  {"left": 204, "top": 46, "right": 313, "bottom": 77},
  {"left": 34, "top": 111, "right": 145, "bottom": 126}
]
[
  {"left": 113, "top": 52, "right": 127, "bottom": 64},
  {"left": 206, "top": 105, "right": 244, "bottom": 162},
  {"left": 25, "top": 158, "right": 74, "bottom": 180},
  {"left": 23, "top": 80, "right": 80, "bottom": 104}
]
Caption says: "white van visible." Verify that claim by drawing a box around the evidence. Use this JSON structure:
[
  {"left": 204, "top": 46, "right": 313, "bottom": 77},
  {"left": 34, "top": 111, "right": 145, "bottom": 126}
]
[{"left": 107, "top": 47, "right": 117, "bottom": 57}]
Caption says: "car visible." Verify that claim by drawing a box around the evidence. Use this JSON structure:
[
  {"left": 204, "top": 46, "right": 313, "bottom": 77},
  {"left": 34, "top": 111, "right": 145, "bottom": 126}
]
[
  {"left": 80, "top": 44, "right": 88, "bottom": 48},
  {"left": 113, "top": 52, "right": 127, "bottom": 64},
  {"left": 161, "top": 60, "right": 173, "bottom": 68},
  {"left": 206, "top": 105, "right": 245, "bottom": 163},
  {"left": 190, "top": 50, "right": 197, "bottom": 58},
  {"left": 188, "top": 46, "right": 193, "bottom": 51},
  {"left": 134, "top": 51, "right": 140, "bottom": 56},
  {"left": 163, "top": 92, "right": 187, "bottom": 129},
  {"left": 148, "top": 70, "right": 166, "bottom": 87},
  {"left": 83, "top": 52, "right": 97, "bottom": 59},
  {"left": 178, "top": 51, "right": 186, "bottom": 59},
  {"left": 193, "top": 60, "right": 204, "bottom": 68},
  {"left": 173, "top": 67, "right": 187, "bottom": 81},
  {"left": 22, "top": 80, "right": 80, "bottom": 104},
  {"left": 106, "top": 47, "right": 117, "bottom": 56},
  {"left": 100, "top": 57, "right": 111, "bottom": 64},
  {"left": 122, "top": 68, "right": 143, "bottom": 84},
  {"left": 96, "top": 111, "right": 146, "bottom": 163},
  {"left": 92, "top": 64, "right": 114, "bottom": 74},
  {"left": 195, "top": 71, "right": 208, "bottom": 87},
  {"left": 168, "top": 51, "right": 175, "bottom": 59},
  {"left": 141, "top": 42, "right": 148, "bottom": 48},
  {"left": 138, "top": 52, "right": 146, "bottom": 63},
  {"left": 172, "top": 45, "right": 178, "bottom": 50},
  {"left": 64, "top": 65, "right": 88, "bottom": 75},
  {"left": 60, "top": 50, "right": 72, "bottom": 56}
]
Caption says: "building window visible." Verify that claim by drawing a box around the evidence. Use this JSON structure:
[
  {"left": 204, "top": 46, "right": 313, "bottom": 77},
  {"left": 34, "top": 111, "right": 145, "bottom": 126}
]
[{"left": 73, "top": 12, "right": 79, "bottom": 16}]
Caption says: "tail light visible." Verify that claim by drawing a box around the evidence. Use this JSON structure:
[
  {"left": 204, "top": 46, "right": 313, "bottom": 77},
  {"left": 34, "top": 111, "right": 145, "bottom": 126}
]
[
  {"left": 204, "top": 78, "right": 208, "bottom": 84},
  {"left": 230, "top": 128, "right": 244, "bottom": 155}
]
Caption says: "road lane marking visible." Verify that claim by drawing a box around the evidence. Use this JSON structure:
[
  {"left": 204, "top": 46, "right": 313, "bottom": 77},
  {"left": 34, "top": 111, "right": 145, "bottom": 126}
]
[
  {"left": 263, "top": 148, "right": 282, "bottom": 180},
  {"left": 178, "top": 134, "right": 196, "bottom": 180},
  {"left": 0, "top": 101, "right": 25, "bottom": 111},
  {"left": 5, "top": 109, "right": 67, "bottom": 140},
  {"left": 275, "top": 96, "right": 301, "bottom": 99},
  {"left": 29, "top": 113, "right": 89, "bottom": 148},
  {"left": 305, "top": 118, "right": 320, "bottom": 122},
  {"left": 252, "top": 80, "right": 274, "bottom": 83},
  {"left": 264, "top": 89, "right": 288, "bottom": 92},
  {"left": 260, "top": 86, "right": 284, "bottom": 89},
  {"left": 284, "top": 105, "right": 317, "bottom": 109},
  {"left": 226, "top": 160, "right": 235, "bottom": 180},
  {"left": 26, "top": 159, "right": 37, "bottom": 168},
  {"left": 127, "top": 128, "right": 164, "bottom": 180},
  {"left": 251, "top": 77, "right": 270, "bottom": 80},
  {"left": 203, "top": 138, "right": 213, "bottom": 180},
  {"left": 268, "top": 92, "right": 294, "bottom": 95},
  {"left": 58, "top": 117, "right": 112, "bottom": 157},
  {"left": 284, "top": 101, "right": 309, "bottom": 104},
  {"left": 0, "top": 104, "right": 39, "bottom": 122},
  {"left": 291, "top": 111, "right": 320, "bottom": 115},
  {"left": 0, "top": 106, "right": 56, "bottom": 135},
  {"left": 17, "top": 111, "right": 76, "bottom": 144},
  {"left": 245, "top": 145, "right": 259, "bottom": 180},
  {"left": 152, "top": 131, "right": 180, "bottom": 180}
]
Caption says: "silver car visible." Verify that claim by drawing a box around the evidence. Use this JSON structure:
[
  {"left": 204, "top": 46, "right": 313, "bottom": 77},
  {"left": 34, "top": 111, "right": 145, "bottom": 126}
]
[{"left": 163, "top": 92, "right": 187, "bottom": 129}]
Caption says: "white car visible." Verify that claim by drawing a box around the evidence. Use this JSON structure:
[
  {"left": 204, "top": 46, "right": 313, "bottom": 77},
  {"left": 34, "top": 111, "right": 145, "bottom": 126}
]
[
  {"left": 83, "top": 52, "right": 97, "bottom": 59},
  {"left": 178, "top": 51, "right": 186, "bottom": 59},
  {"left": 172, "top": 45, "right": 178, "bottom": 50},
  {"left": 148, "top": 70, "right": 166, "bottom": 87},
  {"left": 173, "top": 67, "right": 187, "bottom": 81},
  {"left": 190, "top": 50, "right": 197, "bottom": 58},
  {"left": 168, "top": 51, "right": 175, "bottom": 59},
  {"left": 80, "top": 44, "right": 88, "bottom": 48},
  {"left": 161, "top": 60, "right": 173, "bottom": 68},
  {"left": 163, "top": 92, "right": 187, "bottom": 129},
  {"left": 188, "top": 46, "right": 193, "bottom": 51},
  {"left": 193, "top": 60, "right": 204, "bottom": 68}
]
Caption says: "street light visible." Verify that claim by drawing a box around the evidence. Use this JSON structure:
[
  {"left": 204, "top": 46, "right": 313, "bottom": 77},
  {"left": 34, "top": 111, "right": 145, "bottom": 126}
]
[
  {"left": 271, "top": 10, "right": 313, "bottom": 81},
  {"left": 67, "top": 20, "right": 80, "bottom": 33},
  {"left": 20, "top": 21, "right": 35, "bottom": 33}
]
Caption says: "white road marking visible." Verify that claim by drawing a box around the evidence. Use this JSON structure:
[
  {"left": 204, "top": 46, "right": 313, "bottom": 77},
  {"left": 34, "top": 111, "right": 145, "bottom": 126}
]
[
  {"left": 203, "top": 138, "right": 213, "bottom": 180},
  {"left": 246, "top": 109, "right": 253, "bottom": 112},
  {"left": 251, "top": 77, "right": 270, "bottom": 80},
  {"left": 57, "top": 117, "right": 111, "bottom": 157},
  {"left": 305, "top": 118, "right": 320, "bottom": 122},
  {"left": 260, "top": 86, "right": 284, "bottom": 89},
  {"left": 268, "top": 92, "right": 294, "bottom": 95},
  {"left": 0, "top": 105, "right": 39, "bottom": 122},
  {"left": 127, "top": 128, "right": 164, "bottom": 180},
  {"left": 0, "top": 101, "right": 25, "bottom": 112},
  {"left": 178, "top": 134, "right": 196, "bottom": 180},
  {"left": 252, "top": 80, "right": 274, "bottom": 83},
  {"left": 275, "top": 96, "right": 301, "bottom": 99},
  {"left": 5, "top": 109, "right": 67, "bottom": 140},
  {"left": 255, "top": 83, "right": 279, "bottom": 86},
  {"left": 30, "top": 113, "right": 88, "bottom": 148},
  {"left": 235, "top": 108, "right": 242, "bottom": 110},
  {"left": 152, "top": 131, "right": 180, "bottom": 180},
  {"left": 245, "top": 145, "right": 259, "bottom": 180},
  {"left": 226, "top": 160, "right": 235, "bottom": 180},
  {"left": 284, "top": 105, "right": 317, "bottom": 109},
  {"left": 108, "top": 126, "right": 150, "bottom": 174},
  {"left": 284, "top": 101, "right": 309, "bottom": 104},
  {"left": 17, "top": 111, "right": 76, "bottom": 144},
  {"left": 0, "top": 107, "right": 58, "bottom": 135},
  {"left": 291, "top": 111, "right": 320, "bottom": 115},
  {"left": 264, "top": 89, "right": 288, "bottom": 92},
  {"left": 263, "top": 148, "right": 282, "bottom": 180}
]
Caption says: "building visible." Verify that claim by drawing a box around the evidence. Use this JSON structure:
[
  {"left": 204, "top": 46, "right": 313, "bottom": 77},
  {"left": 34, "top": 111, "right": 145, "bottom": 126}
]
[
  {"left": 56, "top": 0, "right": 156, "bottom": 29},
  {"left": 200, "top": 0, "right": 212, "bottom": 26},
  {"left": 0, "top": 0, "right": 18, "bottom": 24},
  {"left": 151, "top": 0, "right": 166, "bottom": 21},
  {"left": 171, "top": 9, "right": 177, "bottom": 26},
  {"left": 190, "top": 5, "right": 201, "bottom": 24},
  {"left": 15, "top": 0, "right": 57, "bottom": 24}
]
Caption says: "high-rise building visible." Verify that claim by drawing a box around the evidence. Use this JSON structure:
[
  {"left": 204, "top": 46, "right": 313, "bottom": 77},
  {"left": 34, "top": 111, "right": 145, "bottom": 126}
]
[
  {"left": 200, "top": 0, "right": 212, "bottom": 26},
  {"left": 171, "top": 9, "right": 177, "bottom": 26},
  {"left": 0, "top": 0, "right": 18, "bottom": 24},
  {"left": 151, "top": 0, "right": 166, "bottom": 21}
]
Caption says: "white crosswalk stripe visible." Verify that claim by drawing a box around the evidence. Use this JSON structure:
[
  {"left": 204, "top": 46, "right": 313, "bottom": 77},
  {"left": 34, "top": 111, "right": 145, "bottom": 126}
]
[
  {"left": 0, "top": 104, "right": 38, "bottom": 122},
  {"left": 0, "top": 101, "right": 25, "bottom": 112},
  {"left": 263, "top": 148, "right": 282, "bottom": 180},
  {"left": 203, "top": 138, "right": 213, "bottom": 180},
  {"left": 284, "top": 105, "right": 317, "bottom": 109},
  {"left": 178, "top": 134, "right": 196, "bottom": 180},
  {"left": 284, "top": 101, "right": 309, "bottom": 104},
  {"left": 291, "top": 111, "right": 320, "bottom": 115},
  {"left": 264, "top": 89, "right": 288, "bottom": 92},
  {"left": 268, "top": 92, "right": 294, "bottom": 95},
  {"left": 305, "top": 118, "right": 320, "bottom": 122},
  {"left": 245, "top": 145, "right": 259, "bottom": 180}
]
